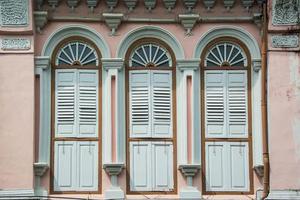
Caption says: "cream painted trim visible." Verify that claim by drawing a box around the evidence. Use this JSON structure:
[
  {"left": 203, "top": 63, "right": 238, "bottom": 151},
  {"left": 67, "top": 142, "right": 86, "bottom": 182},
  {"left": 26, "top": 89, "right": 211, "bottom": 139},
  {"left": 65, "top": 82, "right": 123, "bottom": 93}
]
[
  {"left": 0, "top": 189, "right": 35, "bottom": 197},
  {"left": 193, "top": 26, "right": 263, "bottom": 166},
  {"left": 116, "top": 25, "right": 185, "bottom": 59}
]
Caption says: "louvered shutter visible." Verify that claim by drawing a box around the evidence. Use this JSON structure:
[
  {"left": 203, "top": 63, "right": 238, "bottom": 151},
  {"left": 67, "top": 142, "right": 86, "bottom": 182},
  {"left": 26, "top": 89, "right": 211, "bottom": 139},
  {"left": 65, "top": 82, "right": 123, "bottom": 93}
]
[
  {"left": 129, "top": 71, "right": 151, "bottom": 138},
  {"left": 227, "top": 71, "right": 248, "bottom": 138},
  {"left": 55, "top": 70, "right": 76, "bottom": 137},
  {"left": 228, "top": 142, "right": 249, "bottom": 191},
  {"left": 205, "top": 142, "right": 227, "bottom": 191},
  {"left": 77, "top": 70, "right": 98, "bottom": 137},
  {"left": 54, "top": 141, "right": 77, "bottom": 191},
  {"left": 77, "top": 141, "right": 98, "bottom": 191},
  {"left": 130, "top": 141, "right": 152, "bottom": 191},
  {"left": 152, "top": 142, "right": 173, "bottom": 191},
  {"left": 205, "top": 71, "right": 226, "bottom": 138},
  {"left": 151, "top": 71, "right": 172, "bottom": 138}
]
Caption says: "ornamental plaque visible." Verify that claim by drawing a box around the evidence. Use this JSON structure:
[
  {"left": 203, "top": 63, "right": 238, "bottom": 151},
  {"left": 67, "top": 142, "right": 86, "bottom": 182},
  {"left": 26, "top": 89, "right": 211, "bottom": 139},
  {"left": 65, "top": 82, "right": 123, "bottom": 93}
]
[
  {"left": 0, "top": 0, "right": 29, "bottom": 26},
  {"left": 272, "top": 0, "right": 300, "bottom": 25},
  {"left": 271, "top": 35, "right": 299, "bottom": 48},
  {"left": 1, "top": 39, "right": 31, "bottom": 50}
]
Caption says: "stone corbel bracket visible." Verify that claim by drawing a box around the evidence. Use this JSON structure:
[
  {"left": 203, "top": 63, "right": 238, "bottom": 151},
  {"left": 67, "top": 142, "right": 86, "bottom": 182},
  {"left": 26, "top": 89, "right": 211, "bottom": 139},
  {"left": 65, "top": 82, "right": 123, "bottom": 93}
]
[
  {"left": 106, "top": 0, "right": 118, "bottom": 11},
  {"left": 253, "top": 13, "right": 262, "bottom": 29},
  {"left": 124, "top": 0, "right": 138, "bottom": 11},
  {"left": 176, "top": 59, "right": 200, "bottom": 71},
  {"left": 252, "top": 59, "right": 261, "bottom": 72},
  {"left": 179, "top": 164, "right": 202, "bottom": 199},
  {"left": 102, "top": 58, "right": 124, "bottom": 71},
  {"left": 103, "top": 13, "right": 124, "bottom": 36},
  {"left": 87, "top": 0, "right": 100, "bottom": 12},
  {"left": 34, "top": 11, "right": 48, "bottom": 34},
  {"left": 203, "top": 0, "right": 216, "bottom": 11},
  {"left": 224, "top": 0, "right": 235, "bottom": 11},
  {"left": 242, "top": 0, "right": 254, "bottom": 10},
  {"left": 67, "top": 0, "right": 80, "bottom": 12},
  {"left": 183, "top": 0, "right": 198, "bottom": 12},
  {"left": 254, "top": 164, "right": 264, "bottom": 178},
  {"left": 163, "top": 0, "right": 177, "bottom": 12},
  {"left": 33, "top": 162, "right": 49, "bottom": 177},
  {"left": 144, "top": 0, "right": 157, "bottom": 11},
  {"left": 178, "top": 14, "right": 200, "bottom": 36},
  {"left": 103, "top": 163, "right": 125, "bottom": 200},
  {"left": 48, "top": 0, "right": 59, "bottom": 11}
]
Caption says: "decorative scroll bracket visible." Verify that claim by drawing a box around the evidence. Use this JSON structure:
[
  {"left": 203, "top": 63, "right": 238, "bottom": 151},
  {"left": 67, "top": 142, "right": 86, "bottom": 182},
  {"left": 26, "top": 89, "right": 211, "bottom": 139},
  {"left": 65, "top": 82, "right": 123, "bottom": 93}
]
[
  {"left": 178, "top": 14, "right": 199, "bottom": 36},
  {"left": 103, "top": 13, "right": 124, "bottom": 36}
]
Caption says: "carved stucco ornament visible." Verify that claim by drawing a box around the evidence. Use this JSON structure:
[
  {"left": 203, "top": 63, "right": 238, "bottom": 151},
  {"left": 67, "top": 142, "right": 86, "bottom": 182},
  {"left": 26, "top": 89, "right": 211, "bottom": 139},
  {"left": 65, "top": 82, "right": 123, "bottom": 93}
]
[
  {"left": 87, "top": 0, "right": 100, "bottom": 12},
  {"left": 183, "top": 0, "right": 198, "bottom": 12},
  {"left": 272, "top": 35, "right": 299, "bottom": 48},
  {"left": 103, "top": 13, "right": 123, "bottom": 36},
  {"left": 242, "top": 0, "right": 254, "bottom": 10},
  {"left": 203, "top": 0, "right": 216, "bottom": 10},
  {"left": 224, "top": 0, "right": 235, "bottom": 10},
  {"left": 144, "top": 0, "right": 156, "bottom": 11},
  {"left": 106, "top": 0, "right": 118, "bottom": 11},
  {"left": 272, "top": 0, "right": 300, "bottom": 25},
  {"left": 0, "top": 0, "right": 29, "bottom": 26},
  {"left": 163, "top": 0, "right": 177, "bottom": 12},
  {"left": 34, "top": 11, "right": 48, "bottom": 34},
  {"left": 179, "top": 14, "right": 199, "bottom": 36},
  {"left": 124, "top": 0, "right": 138, "bottom": 11},
  {"left": 1, "top": 39, "right": 31, "bottom": 50},
  {"left": 48, "top": 0, "right": 60, "bottom": 10},
  {"left": 67, "top": 0, "right": 80, "bottom": 11}
]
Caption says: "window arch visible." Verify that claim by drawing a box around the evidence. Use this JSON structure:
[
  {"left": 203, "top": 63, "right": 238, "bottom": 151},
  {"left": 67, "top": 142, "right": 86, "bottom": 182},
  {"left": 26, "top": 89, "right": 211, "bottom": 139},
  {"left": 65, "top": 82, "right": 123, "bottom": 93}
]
[
  {"left": 201, "top": 37, "right": 253, "bottom": 194},
  {"left": 51, "top": 37, "right": 102, "bottom": 193},
  {"left": 125, "top": 38, "right": 177, "bottom": 193}
]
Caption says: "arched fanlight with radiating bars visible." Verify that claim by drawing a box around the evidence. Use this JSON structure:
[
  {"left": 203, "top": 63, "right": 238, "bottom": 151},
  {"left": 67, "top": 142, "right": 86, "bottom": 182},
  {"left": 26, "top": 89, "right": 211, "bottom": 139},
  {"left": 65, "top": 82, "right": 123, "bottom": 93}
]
[
  {"left": 204, "top": 42, "right": 247, "bottom": 67},
  {"left": 55, "top": 41, "right": 99, "bottom": 66},
  {"left": 129, "top": 43, "right": 172, "bottom": 67}
]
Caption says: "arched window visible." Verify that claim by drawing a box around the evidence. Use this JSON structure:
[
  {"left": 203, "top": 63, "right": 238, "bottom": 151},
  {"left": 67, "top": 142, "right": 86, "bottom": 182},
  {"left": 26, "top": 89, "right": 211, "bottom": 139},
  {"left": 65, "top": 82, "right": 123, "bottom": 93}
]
[
  {"left": 201, "top": 37, "right": 253, "bottom": 194},
  {"left": 51, "top": 37, "right": 101, "bottom": 193},
  {"left": 126, "top": 39, "right": 176, "bottom": 193}
]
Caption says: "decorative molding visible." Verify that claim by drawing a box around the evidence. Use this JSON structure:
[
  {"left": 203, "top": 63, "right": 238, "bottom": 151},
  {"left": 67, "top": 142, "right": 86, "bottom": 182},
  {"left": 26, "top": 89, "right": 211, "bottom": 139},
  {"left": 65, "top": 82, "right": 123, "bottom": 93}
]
[
  {"left": 178, "top": 164, "right": 202, "bottom": 198},
  {"left": 144, "top": 0, "right": 156, "bottom": 11},
  {"left": 34, "top": 11, "right": 48, "bottom": 34},
  {"left": 33, "top": 162, "right": 49, "bottom": 177},
  {"left": 254, "top": 164, "right": 264, "bottom": 177},
  {"left": 179, "top": 164, "right": 201, "bottom": 177},
  {"left": 177, "top": 59, "right": 200, "bottom": 71},
  {"left": 242, "top": 0, "right": 254, "bottom": 10},
  {"left": 103, "top": 163, "right": 125, "bottom": 200},
  {"left": 179, "top": 14, "right": 199, "bottom": 36},
  {"left": 224, "top": 0, "right": 235, "bottom": 10},
  {"left": 48, "top": 0, "right": 59, "bottom": 10},
  {"left": 272, "top": 0, "right": 300, "bottom": 25},
  {"left": 0, "top": 189, "right": 35, "bottom": 197},
  {"left": 36, "top": 0, "right": 44, "bottom": 10},
  {"left": 253, "top": 13, "right": 262, "bottom": 28},
  {"left": 271, "top": 35, "right": 299, "bottom": 48},
  {"left": 1, "top": 38, "right": 31, "bottom": 50},
  {"left": 106, "top": 0, "right": 118, "bottom": 11},
  {"left": 257, "top": 190, "right": 300, "bottom": 200},
  {"left": 163, "top": 0, "right": 177, "bottom": 12},
  {"left": 67, "top": 0, "right": 80, "bottom": 11},
  {"left": 0, "top": 0, "right": 29, "bottom": 26},
  {"left": 252, "top": 59, "right": 262, "bottom": 72},
  {"left": 124, "top": 0, "right": 138, "bottom": 11},
  {"left": 102, "top": 58, "right": 124, "bottom": 71},
  {"left": 103, "top": 13, "right": 123, "bottom": 35},
  {"left": 183, "top": 0, "right": 198, "bottom": 12},
  {"left": 203, "top": 0, "right": 216, "bottom": 10},
  {"left": 103, "top": 163, "right": 124, "bottom": 176},
  {"left": 35, "top": 56, "right": 50, "bottom": 71},
  {"left": 87, "top": 0, "right": 100, "bottom": 12}
]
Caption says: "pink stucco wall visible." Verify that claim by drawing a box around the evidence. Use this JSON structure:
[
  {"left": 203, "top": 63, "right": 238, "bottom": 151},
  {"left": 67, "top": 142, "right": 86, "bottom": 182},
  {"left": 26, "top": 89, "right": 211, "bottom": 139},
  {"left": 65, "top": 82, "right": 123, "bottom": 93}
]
[{"left": 0, "top": 54, "right": 35, "bottom": 189}]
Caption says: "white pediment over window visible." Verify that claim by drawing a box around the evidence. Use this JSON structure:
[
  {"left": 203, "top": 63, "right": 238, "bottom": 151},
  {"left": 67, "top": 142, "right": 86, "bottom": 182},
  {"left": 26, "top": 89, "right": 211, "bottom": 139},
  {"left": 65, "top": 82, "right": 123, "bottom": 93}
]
[
  {"left": 204, "top": 42, "right": 247, "bottom": 67},
  {"left": 55, "top": 41, "right": 99, "bottom": 66},
  {"left": 129, "top": 43, "right": 172, "bottom": 67}
]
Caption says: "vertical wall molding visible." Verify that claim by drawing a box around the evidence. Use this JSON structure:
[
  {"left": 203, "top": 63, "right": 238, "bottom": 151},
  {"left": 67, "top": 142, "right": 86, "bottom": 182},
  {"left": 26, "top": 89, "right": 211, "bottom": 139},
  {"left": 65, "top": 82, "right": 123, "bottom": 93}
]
[
  {"left": 102, "top": 58, "right": 124, "bottom": 164},
  {"left": 176, "top": 59, "right": 200, "bottom": 166}
]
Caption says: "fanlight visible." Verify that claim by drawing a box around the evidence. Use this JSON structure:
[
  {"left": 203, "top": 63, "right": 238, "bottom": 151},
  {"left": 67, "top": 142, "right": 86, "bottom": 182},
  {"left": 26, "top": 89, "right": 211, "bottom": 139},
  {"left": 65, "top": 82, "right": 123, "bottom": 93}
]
[
  {"left": 56, "top": 41, "right": 99, "bottom": 66},
  {"left": 205, "top": 42, "right": 247, "bottom": 67},
  {"left": 129, "top": 43, "right": 172, "bottom": 67}
]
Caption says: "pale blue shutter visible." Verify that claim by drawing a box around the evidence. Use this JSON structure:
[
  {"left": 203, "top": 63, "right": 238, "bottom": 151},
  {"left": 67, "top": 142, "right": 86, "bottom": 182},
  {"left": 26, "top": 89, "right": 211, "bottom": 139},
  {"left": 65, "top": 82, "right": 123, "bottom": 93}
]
[
  {"left": 77, "top": 70, "right": 98, "bottom": 138},
  {"left": 227, "top": 71, "right": 248, "bottom": 138},
  {"left": 130, "top": 141, "right": 152, "bottom": 191},
  {"left": 129, "top": 71, "right": 151, "bottom": 138},
  {"left": 205, "top": 71, "right": 226, "bottom": 138},
  {"left": 151, "top": 71, "right": 172, "bottom": 138},
  {"left": 55, "top": 70, "right": 76, "bottom": 137},
  {"left": 54, "top": 141, "right": 77, "bottom": 191},
  {"left": 77, "top": 141, "right": 98, "bottom": 191},
  {"left": 152, "top": 142, "right": 173, "bottom": 191}
]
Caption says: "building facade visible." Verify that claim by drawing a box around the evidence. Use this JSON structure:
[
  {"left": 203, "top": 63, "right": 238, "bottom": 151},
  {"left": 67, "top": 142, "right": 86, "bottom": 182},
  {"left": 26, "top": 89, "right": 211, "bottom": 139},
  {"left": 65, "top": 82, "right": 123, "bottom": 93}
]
[{"left": 0, "top": 0, "right": 299, "bottom": 199}]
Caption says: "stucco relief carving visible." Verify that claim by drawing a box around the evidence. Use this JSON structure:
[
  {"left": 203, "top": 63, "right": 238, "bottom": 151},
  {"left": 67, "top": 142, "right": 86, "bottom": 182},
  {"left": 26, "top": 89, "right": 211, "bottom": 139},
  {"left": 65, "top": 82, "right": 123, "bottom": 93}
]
[
  {"left": 1, "top": 39, "right": 31, "bottom": 50},
  {"left": 0, "top": 0, "right": 29, "bottom": 26},
  {"left": 272, "top": 0, "right": 300, "bottom": 25},
  {"left": 271, "top": 35, "right": 299, "bottom": 48}
]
